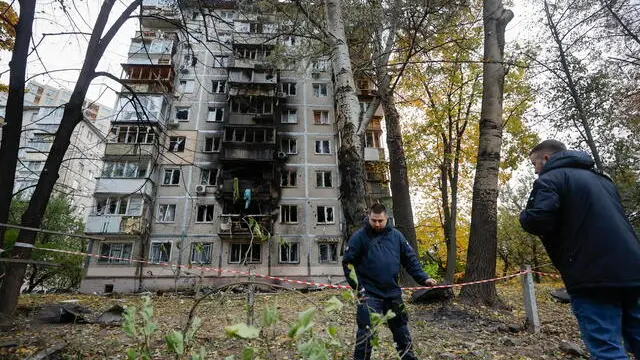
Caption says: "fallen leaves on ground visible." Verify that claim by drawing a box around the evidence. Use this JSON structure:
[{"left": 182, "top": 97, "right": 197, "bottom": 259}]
[{"left": 0, "top": 280, "right": 587, "bottom": 359}]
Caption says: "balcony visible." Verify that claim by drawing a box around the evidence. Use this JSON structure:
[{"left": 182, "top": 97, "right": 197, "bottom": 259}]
[
  {"left": 364, "top": 147, "right": 385, "bottom": 162},
  {"left": 140, "top": 0, "right": 180, "bottom": 28},
  {"left": 121, "top": 64, "right": 174, "bottom": 92},
  {"left": 85, "top": 215, "right": 146, "bottom": 235},
  {"left": 228, "top": 69, "right": 277, "bottom": 85},
  {"left": 105, "top": 143, "right": 156, "bottom": 157},
  {"left": 94, "top": 178, "right": 154, "bottom": 197},
  {"left": 218, "top": 214, "right": 273, "bottom": 239},
  {"left": 220, "top": 147, "right": 275, "bottom": 162}
]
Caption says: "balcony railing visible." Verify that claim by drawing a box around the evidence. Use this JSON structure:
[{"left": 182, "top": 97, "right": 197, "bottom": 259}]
[
  {"left": 85, "top": 215, "right": 145, "bottom": 234},
  {"left": 364, "top": 147, "right": 385, "bottom": 162},
  {"left": 94, "top": 178, "right": 154, "bottom": 197},
  {"left": 218, "top": 214, "right": 272, "bottom": 238}
]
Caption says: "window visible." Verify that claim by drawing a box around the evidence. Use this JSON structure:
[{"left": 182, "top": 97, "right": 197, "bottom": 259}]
[
  {"left": 178, "top": 80, "right": 195, "bottom": 93},
  {"left": 280, "top": 138, "right": 297, "bottom": 154},
  {"left": 203, "top": 136, "right": 221, "bottom": 152},
  {"left": 26, "top": 161, "right": 45, "bottom": 172},
  {"left": 220, "top": 11, "right": 234, "bottom": 21},
  {"left": 319, "top": 243, "right": 338, "bottom": 263},
  {"left": 360, "top": 101, "right": 370, "bottom": 114},
  {"left": 157, "top": 204, "right": 176, "bottom": 222},
  {"left": 169, "top": 136, "right": 186, "bottom": 152},
  {"left": 279, "top": 242, "right": 299, "bottom": 263},
  {"left": 190, "top": 243, "right": 213, "bottom": 264},
  {"left": 281, "top": 109, "right": 297, "bottom": 124},
  {"left": 249, "top": 22, "right": 263, "bottom": 34},
  {"left": 313, "top": 110, "right": 330, "bottom": 125},
  {"left": 212, "top": 80, "right": 226, "bottom": 94},
  {"left": 102, "top": 161, "right": 148, "bottom": 178},
  {"left": 317, "top": 206, "right": 335, "bottom": 224},
  {"left": 280, "top": 205, "right": 298, "bottom": 223},
  {"left": 109, "top": 126, "right": 156, "bottom": 144},
  {"left": 315, "top": 140, "right": 331, "bottom": 154},
  {"left": 200, "top": 169, "right": 219, "bottom": 186},
  {"left": 312, "top": 60, "right": 329, "bottom": 72},
  {"left": 229, "top": 243, "right": 261, "bottom": 264},
  {"left": 163, "top": 168, "right": 181, "bottom": 185},
  {"left": 313, "top": 83, "right": 328, "bottom": 97},
  {"left": 316, "top": 171, "right": 332, "bottom": 187},
  {"left": 366, "top": 131, "right": 381, "bottom": 148},
  {"left": 175, "top": 107, "right": 190, "bottom": 121},
  {"left": 217, "top": 32, "right": 231, "bottom": 43},
  {"left": 150, "top": 242, "right": 171, "bottom": 263},
  {"left": 98, "top": 243, "right": 132, "bottom": 264},
  {"left": 207, "top": 107, "right": 224, "bottom": 122},
  {"left": 281, "top": 82, "right": 296, "bottom": 96},
  {"left": 213, "top": 56, "right": 228, "bottom": 67},
  {"left": 96, "top": 197, "right": 142, "bottom": 216},
  {"left": 280, "top": 169, "right": 297, "bottom": 187},
  {"left": 196, "top": 205, "right": 215, "bottom": 223}
]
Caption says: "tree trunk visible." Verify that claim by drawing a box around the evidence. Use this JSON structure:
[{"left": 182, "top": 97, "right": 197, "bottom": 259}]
[
  {"left": 0, "top": 0, "right": 141, "bottom": 316},
  {"left": 324, "top": 0, "right": 368, "bottom": 238},
  {"left": 380, "top": 91, "right": 420, "bottom": 285},
  {"left": 543, "top": 0, "right": 603, "bottom": 169},
  {"left": 0, "top": 0, "right": 37, "bottom": 250},
  {"left": 459, "top": 0, "right": 513, "bottom": 306}
]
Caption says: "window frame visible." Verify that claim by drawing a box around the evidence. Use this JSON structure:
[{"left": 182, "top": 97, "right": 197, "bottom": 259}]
[
  {"left": 319, "top": 243, "right": 338, "bottom": 263},
  {"left": 190, "top": 242, "right": 213, "bottom": 264},
  {"left": 162, "top": 168, "right": 181, "bottom": 186},
  {"left": 195, "top": 204, "right": 215, "bottom": 223},
  {"left": 314, "top": 140, "right": 331, "bottom": 155},
  {"left": 312, "top": 83, "right": 328, "bottom": 97},
  {"left": 280, "top": 169, "right": 297, "bottom": 187},
  {"left": 207, "top": 107, "right": 224, "bottom": 122},
  {"left": 175, "top": 106, "right": 190, "bottom": 122},
  {"left": 157, "top": 204, "right": 177, "bottom": 223},
  {"left": 316, "top": 206, "right": 335, "bottom": 224},
  {"left": 168, "top": 136, "right": 186, "bottom": 152},
  {"left": 313, "top": 110, "right": 330, "bottom": 125},
  {"left": 315, "top": 171, "right": 332, "bottom": 188},
  {"left": 229, "top": 243, "right": 261, "bottom": 264},
  {"left": 279, "top": 242, "right": 300, "bottom": 264},
  {"left": 280, "top": 205, "right": 298, "bottom": 224},
  {"left": 97, "top": 242, "right": 133, "bottom": 264},
  {"left": 149, "top": 241, "right": 172, "bottom": 263}
]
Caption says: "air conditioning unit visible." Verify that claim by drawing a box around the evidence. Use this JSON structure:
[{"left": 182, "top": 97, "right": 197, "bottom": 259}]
[
  {"left": 311, "top": 72, "right": 320, "bottom": 78},
  {"left": 275, "top": 151, "right": 288, "bottom": 161},
  {"left": 195, "top": 184, "right": 206, "bottom": 194},
  {"left": 179, "top": 65, "right": 189, "bottom": 74},
  {"left": 166, "top": 118, "right": 179, "bottom": 128},
  {"left": 276, "top": 91, "right": 285, "bottom": 98}
]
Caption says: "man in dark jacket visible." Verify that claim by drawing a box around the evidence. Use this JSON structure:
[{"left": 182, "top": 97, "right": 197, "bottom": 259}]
[
  {"left": 343, "top": 203, "right": 436, "bottom": 360},
  {"left": 520, "top": 140, "right": 640, "bottom": 359}
]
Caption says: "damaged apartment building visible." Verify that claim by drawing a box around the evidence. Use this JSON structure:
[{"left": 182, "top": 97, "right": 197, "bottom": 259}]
[{"left": 80, "top": 0, "right": 391, "bottom": 293}]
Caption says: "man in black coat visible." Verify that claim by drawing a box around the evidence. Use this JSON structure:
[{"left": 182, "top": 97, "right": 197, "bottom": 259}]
[
  {"left": 520, "top": 139, "right": 640, "bottom": 359},
  {"left": 343, "top": 203, "right": 437, "bottom": 360}
]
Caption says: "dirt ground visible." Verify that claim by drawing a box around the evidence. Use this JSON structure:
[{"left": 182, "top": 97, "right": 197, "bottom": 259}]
[{"left": 0, "top": 280, "right": 588, "bottom": 359}]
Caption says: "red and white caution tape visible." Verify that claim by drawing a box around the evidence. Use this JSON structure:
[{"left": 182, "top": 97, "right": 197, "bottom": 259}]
[{"left": 16, "top": 245, "right": 561, "bottom": 291}]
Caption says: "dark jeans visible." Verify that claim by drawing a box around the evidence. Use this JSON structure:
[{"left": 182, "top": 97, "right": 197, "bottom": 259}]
[
  {"left": 570, "top": 288, "right": 640, "bottom": 359},
  {"left": 354, "top": 295, "right": 418, "bottom": 360}
]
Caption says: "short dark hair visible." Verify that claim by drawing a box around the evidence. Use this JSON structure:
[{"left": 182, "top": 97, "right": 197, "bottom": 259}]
[
  {"left": 370, "top": 203, "right": 386, "bottom": 214},
  {"left": 529, "top": 140, "right": 567, "bottom": 156}
]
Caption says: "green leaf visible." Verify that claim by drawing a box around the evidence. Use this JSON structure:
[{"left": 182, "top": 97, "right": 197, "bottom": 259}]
[
  {"left": 185, "top": 316, "right": 203, "bottom": 343},
  {"left": 327, "top": 325, "right": 338, "bottom": 337},
  {"left": 224, "top": 323, "right": 261, "bottom": 339},
  {"left": 165, "top": 330, "right": 185, "bottom": 355},
  {"left": 298, "top": 307, "right": 316, "bottom": 326},
  {"left": 241, "top": 346, "right": 255, "bottom": 360},
  {"left": 224, "top": 356, "right": 235, "bottom": 360},
  {"left": 347, "top": 263, "right": 358, "bottom": 288},
  {"left": 262, "top": 305, "right": 280, "bottom": 327},
  {"left": 126, "top": 348, "right": 138, "bottom": 360},
  {"left": 323, "top": 296, "right": 343, "bottom": 314},
  {"left": 122, "top": 306, "right": 137, "bottom": 338},
  {"left": 287, "top": 307, "right": 317, "bottom": 339}
]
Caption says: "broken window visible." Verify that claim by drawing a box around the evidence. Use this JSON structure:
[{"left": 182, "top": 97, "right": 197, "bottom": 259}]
[
  {"left": 169, "top": 136, "right": 186, "bottom": 152},
  {"left": 163, "top": 168, "right": 181, "bottom": 185},
  {"left": 229, "top": 243, "right": 261, "bottom": 264},
  {"left": 175, "top": 107, "right": 190, "bottom": 121},
  {"left": 282, "top": 82, "right": 296, "bottom": 96},
  {"left": 212, "top": 80, "right": 226, "bottom": 94},
  {"left": 190, "top": 243, "right": 213, "bottom": 264},
  {"left": 280, "top": 169, "right": 297, "bottom": 187},
  {"left": 366, "top": 131, "right": 381, "bottom": 148},
  {"left": 203, "top": 136, "right": 221, "bottom": 152},
  {"left": 279, "top": 242, "right": 299, "bottom": 263},
  {"left": 319, "top": 243, "right": 338, "bottom": 263},
  {"left": 317, "top": 206, "right": 334, "bottom": 224},
  {"left": 196, "top": 205, "right": 215, "bottom": 223},
  {"left": 157, "top": 204, "right": 176, "bottom": 222},
  {"left": 207, "top": 107, "right": 224, "bottom": 122},
  {"left": 200, "top": 169, "right": 219, "bottom": 186},
  {"left": 98, "top": 243, "right": 133, "bottom": 264},
  {"left": 280, "top": 138, "right": 297, "bottom": 154},
  {"left": 281, "top": 205, "right": 298, "bottom": 223},
  {"left": 149, "top": 242, "right": 171, "bottom": 263}
]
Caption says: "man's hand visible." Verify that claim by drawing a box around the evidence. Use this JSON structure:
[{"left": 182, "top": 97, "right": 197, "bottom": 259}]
[{"left": 423, "top": 278, "right": 437, "bottom": 287}]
